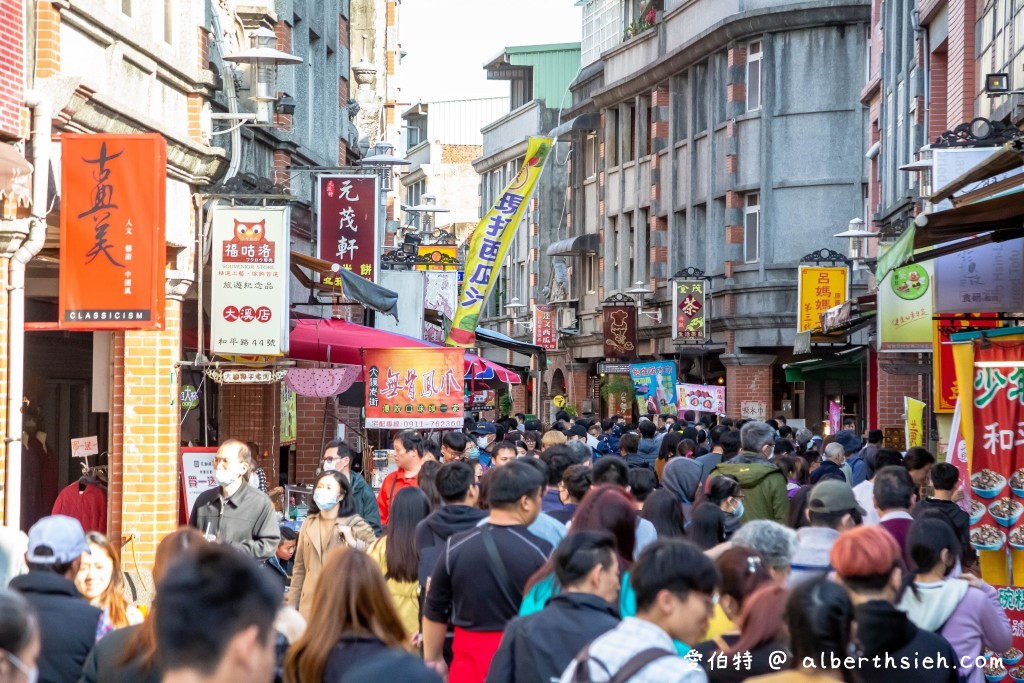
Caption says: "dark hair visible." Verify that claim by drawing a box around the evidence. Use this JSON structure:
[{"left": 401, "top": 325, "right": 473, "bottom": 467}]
[
  {"left": 600, "top": 418, "right": 614, "bottom": 432},
  {"left": 808, "top": 507, "right": 862, "bottom": 530},
  {"left": 778, "top": 425, "right": 793, "bottom": 439},
  {"left": 592, "top": 456, "right": 630, "bottom": 488},
  {"left": 553, "top": 530, "right": 617, "bottom": 588},
  {"left": 704, "top": 475, "right": 741, "bottom": 506},
  {"left": 774, "top": 438, "right": 795, "bottom": 456},
  {"left": 903, "top": 447, "right": 935, "bottom": 472},
  {"left": 322, "top": 439, "right": 354, "bottom": 465},
  {"left": 930, "top": 462, "right": 959, "bottom": 491},
  {"left": 525, "top": 419, "right": 543, "bottom": 432},
  {"left": 689, "top": 503, "right": 727, "bottom": 550},
  {"left": 631, "top": 539, "right": 718, "bottom": 612},
  {"left": 417, "top": 459, "right": 442, "bottom": 510},
  {"left": 715, "top": 547, "right": 772, "bottom": 612},
  {"left": 804, "top": 450, "right": 822, "bottom": 467},
  {"left": 640, "top": 489, "right": 687, "bottom": 539},
  {"left": 555, "top": 410, "right": 571, "bottom": 423},
  {"left": 868, "top": 429, "right": 884, "bottom": 444},
  {"left": 682, "top": 410, "right": 696, "bottom": 423},
  {"left": 709, "top": 425, "right": 728, "bottom": 446},
  {"left": 384, "top": 488, "right": 431, "bottom": 583},
  {"left": 788, "top": 485, "right": 811, "bottom": 530},
  {"left": 442, "top": 431, "right": 468, "bottom": 454},
  {"left": 638, "top": 420, "right": 656, "bottom": 439},
  {"left": 658, "top": 432, "right": 684, "bottom": 460},
  {"left": 156, "top": 544, "right": 281, "bottom": 675},
  {"left": 618, "top": 432, "right": 640, "bottom": 455},
  {"left": 874, "top": 448, "right": 905, "bottom": 471},
  {"left": 873, "top": 466, "right": 915, "bottom": 511},
  {"left": 393, "top": 430, "right": 423, "bottom": 453},
  {"left": 540, "top": 445, "right": 575, "bottom": 487},
  {"left": 570, "top": 486, "right": 638, "bottom": 571},
  {"left": 279, "top": 526, "right": 298, "bottom": 542},
  {"left": 775, "top": 455, "right": 802, "bottom": 484},
  {"left": 786, "top": 579, "right": 854, "bottom": 681},
  {"left": 720, "top": 429, "right": 742, "bottom": 456},
  {"left": 676, "top": 439, "right": 698, "bottom": 458},
  {"left": 562, "top": 465, "right": 593, "bottom": 503},
  {"left": 419, "top": 442, "right": 442, "bottom": 461},
  {"left": 308, "top": 471, "right": 357, "bottom": 517},
  {"left": 487, "top": 460, "right": 544, "bottom": 508},
  {"left": 0, "top": 588, "right": 36, "bottom": 659},
  {"left": 725, "top": 583, "right": 789, "bottom": 657},
  {"left": 493, "top": 441, "right": 517, "bottom": 459},
  {"left": 436, "top": 461, "right": 476, "bottom": 503},
  {"left": 627, "top": 468, "right": 657, "bottom": 503},
  {"left": 905, "top": 515, "right": 960, "bottom": 586}
]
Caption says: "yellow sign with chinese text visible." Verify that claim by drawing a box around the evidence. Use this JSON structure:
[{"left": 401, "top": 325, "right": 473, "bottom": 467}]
[
  {"left": 905, "top": 397, "right": 926, "bottom": 449},
  {"left": 797, "top": 266, "right": 848, "bottom": 334}
]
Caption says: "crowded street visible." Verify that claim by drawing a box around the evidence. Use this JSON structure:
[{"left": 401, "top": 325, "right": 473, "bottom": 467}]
[{"left": 1, "top": 0, "right": 1024, "bottom": 682}]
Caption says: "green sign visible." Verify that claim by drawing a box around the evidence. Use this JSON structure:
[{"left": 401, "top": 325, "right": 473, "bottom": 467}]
[{"left": 180, "top": 385, "right": 200, "bottom": 410}]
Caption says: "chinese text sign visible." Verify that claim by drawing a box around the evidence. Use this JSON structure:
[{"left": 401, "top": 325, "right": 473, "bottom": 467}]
[
  {"left": 364, "top": 348, "right": 466, "bottom": 429},
  {"left": 534, "top": 305, "right": 558, "bottom": 350},
  {"left": 318, "top": 175, "right": 379, "bottom": 282},
  {"left": 797, "top": 266, "right": 847, "bottom": 334},
  {"left": 673, "top": 280, "right": 708, "bottom": 342},
  {"left": 630, "top": 361, "right": 678, "bottom": 416}
]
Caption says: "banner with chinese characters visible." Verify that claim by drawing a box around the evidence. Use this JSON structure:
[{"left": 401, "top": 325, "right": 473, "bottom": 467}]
[
  {"left": 829, "top": 401, "right": 842, "bottom": 434},
  {"left": 447, "top": 137, "right": 553, "bottom": 347},
  {"left": 603, "top": 306, "right": 637, "bottom": 358},
  {"left": 630, "top": 361, "right": 678, "bottom": 416},
  {"left": 878, "top": 260, "right": 935, "bottom": 352},
  {"left": 678, "top": 383, "right": 726, "bottom": 415},
  {"left": 59, "top": 133, "right": 166, "bottom": 329},
  {"left": 210, "top": 207, "right": 290, "bottom": 356},
  {"left": 905, "top": 397, "right": 925, "bottom": 449},
  {"left": 934, "top": 316, "right": 1001, "bottom": 412},
  {"left": 415, "top": 245, "right": 459, "bottom": 271},
  {"left": 364, "top": 348, "right": 466, "bottom": 429},
  {"left": 318, "top": 175, "right": 379, "bottom": 282},
  {"left": 534, "top": 305, "right": 558, "bottom": 350},
  {"left": 797, "top": 266, "right": 847, "bottom": 334},
  {"left": 672, "top": 280, "right": 708, "bottom": 342},
  {"left": 933, "top": 239, "right": 1024, "bottom": 314}
]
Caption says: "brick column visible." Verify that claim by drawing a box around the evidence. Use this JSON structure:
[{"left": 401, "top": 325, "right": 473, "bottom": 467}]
[
  {"left": 945, "top": 0, "right": 977, "bottom": 131},
  {"left": 722, "top": 354, "right": 776, "bottom": 418},
  {"left": 510, "top": 383, "right": 527, "bottom": 415},
  {"left": 219, "top": 383, "right": 280, "bottom": 484},
  {"left": 34, "top": 1, "right": 60, "bottom": 79},
  {"left": 0, "top": 259, "right": 8, "bottom": 520},
  {"left": 876, "top": 359, "right": 924, "bottom": 429}
]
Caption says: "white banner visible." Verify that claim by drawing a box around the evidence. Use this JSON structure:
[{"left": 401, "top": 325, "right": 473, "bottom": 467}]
[{"left": 210, "top": 207, "right": 291, "bottom": 356}]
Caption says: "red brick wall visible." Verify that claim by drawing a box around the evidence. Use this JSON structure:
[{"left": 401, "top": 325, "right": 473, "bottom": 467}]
[
  {"left": 34, "top": 1, "right": 59, "bottom": 79},
  {"left": 876, "top": 363, "right": 924, "bottom": 429},
  {"left": 928, "top": 46, "right": 948, "bottom": 141},
  {"left": 725, "top": 364, "right": 773, "bottom": 418},
  {"left": 441, "top": 145, "right": 483, "bottom": 164},
  {"left": 219, "top": 383, "right": 281, "bottom": 485},
  {"left": 0, "top": 262, "right": 9, "bottom": 519},
  {"left": 946, "top": 0, "right": 977, "bottom": 131},
  {"left": 0, "top": 0, "right": 23, "bottom": 140}
]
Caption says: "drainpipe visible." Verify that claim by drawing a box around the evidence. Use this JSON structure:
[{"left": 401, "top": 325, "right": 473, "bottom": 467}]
[{"left": 6, "top": 90, "right": 52, "bottom": 529}]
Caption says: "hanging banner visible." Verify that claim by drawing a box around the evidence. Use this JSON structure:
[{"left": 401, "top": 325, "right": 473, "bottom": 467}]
[
  {"left": 905, "top": 397, "right": 926, "bottom": 449},
  {"left": 423, "top": 271, "right": 458, "bottom": 344},
  {"left": 878, "top": 260, "right": 934, "bottom": 352},
  {"left": 946, "top": 399, "right": 972, "bottom": 516},
  {"left": 797, "top": 266, "right": 848, "bottom": 334},
  {"left": 280, "top": 384, "right": 296, "bottom": 444},
  {"left": 364, "top": 347, "right": 466, "bottom": 429},
  {"left": 678, "top": 383, "right": 726, "bottom": 415},
  {"left": 210, "top": 207, "right": 290, "bottom": 356},
  {"left": 630, "top": 361, "right": 678, "bottom": 416},
  {"left": 59, "top": 133, "right": 166, "bottom": 329},
  {"left": 318, "top": 175, "right": 380, "bottom": 282},
  {"left": 829, "top": 401, "right": 842, "bottom": 434},
  {"left": 672, "top": 280, "right": 708, "bottom": 342},
  {"left": 447, "top": 137, "right": 553, "bottom": 347},
  {"left": 534, "top": 305, "right": 558, "bottom": 350},
  {"left": 933, "top": 238, "right": 1024, "bottom": 314},
  {"left": 934, "top": 316, "right": 1001, "bottom": 412},
  {"left": 603, "top": 306, "right": 637, "bottom": 358}
]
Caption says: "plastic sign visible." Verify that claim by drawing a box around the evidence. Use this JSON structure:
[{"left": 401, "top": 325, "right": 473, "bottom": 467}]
[
  {"left": 364, "top": 348, "right": 465, "bottom": 429},
  {"left": 318, "top": 175, "right": 380, "bottom": 282}
]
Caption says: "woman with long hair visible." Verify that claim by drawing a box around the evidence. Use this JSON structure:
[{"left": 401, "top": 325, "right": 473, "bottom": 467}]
[
  {"left": 696, "top": 583, "right": 789, "bottom": 682},
  {"left": 75, "top": 532, "right": 144, "bottom": 628},
  {"left": 655, "top": 431, "right": 684, "bottom": 481},
  {"left": 80, "top": 527, "right": 209, "bottom": 683},
  {"left": 640, "top": 488, "right": 687, "bottom": 538},
  {"left": 697, "top": 546, "right": 774, "bottom": 644},
  {"left": 284, "top": 548, "right": 436, "bottom": 682},
  {"left": 289, "top": 470, "right": 377, "bottom": 619},
  {"left": 689, "top": 476, "right": 743, "bottom": 550},
  {"left": 0, "top": 589, "right": 38, "bottom": 683},
  {"left": 367, "top": 487, "right": 432, "bottom": 646},
  {"left": 417, "top": 459, "right": 443, "bottom": 511}
]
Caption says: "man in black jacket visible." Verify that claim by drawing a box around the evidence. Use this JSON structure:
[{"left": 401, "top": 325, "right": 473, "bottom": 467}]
[
  {"left": 10, "top": 515, "right": 104, "bottom": 683},
  {"left": 912, "top": 462, "right": 973, "bottom": 567},
  {"left": 485, "top": 531, "right": 621, "bottom": 683},
  {"left": 415, "top": 460, "right": 486, "bottom": 591},
  {"left": 321, "top": 439, "right": 383, "bottom": 534}
]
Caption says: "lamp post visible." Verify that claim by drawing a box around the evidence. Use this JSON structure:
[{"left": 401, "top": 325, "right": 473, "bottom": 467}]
[
  {"left": 833, "top": 217, "right": 879, "bottom": 272},
  {"left": 626, "top": 280, "right": 661, "bottom": 323},
  {"left": 219, "top": 26, "right": 303, "bottom": 126},
  {"left": 359, "top": 142, "right": 410, "bottom": 281}
]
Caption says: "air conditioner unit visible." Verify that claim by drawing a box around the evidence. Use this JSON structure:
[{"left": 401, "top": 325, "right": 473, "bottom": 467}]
[{"left": 559, "top": 308, "right": 578, "bottom": 330}]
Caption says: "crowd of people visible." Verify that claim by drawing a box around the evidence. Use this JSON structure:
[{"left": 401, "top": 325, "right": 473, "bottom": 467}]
[{"left": 0, "top": 410, "right": 1014, "bottom": 683}]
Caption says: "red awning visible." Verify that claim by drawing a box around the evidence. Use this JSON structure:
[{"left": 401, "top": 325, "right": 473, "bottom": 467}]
[{"left": 288, "top": 319, "right": 521, "bottom": 384}]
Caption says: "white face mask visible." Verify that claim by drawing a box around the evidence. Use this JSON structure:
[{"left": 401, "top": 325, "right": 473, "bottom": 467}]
[
  {"left": 476, "top": 436, "right": 491, "bottom": 449},
  {"left": 313, "top": 489, "right": 339, "bottom": 511},
  {"left": 322, "top": 459, "right": 340, "bottom": 472},
  {"left": 5, "top": 652, "right": 37, "bottom": 683},
  {"left": 214, "top": 466, "right": 241, "bottom": 488}
]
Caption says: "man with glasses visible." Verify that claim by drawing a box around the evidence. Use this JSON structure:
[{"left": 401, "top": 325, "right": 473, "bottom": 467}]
[
  {"left": 320, "top": 439, "right": 382, "bottom": 534},
  {"left": 189, "top": 440, "right": 279, "bottom": 561}
]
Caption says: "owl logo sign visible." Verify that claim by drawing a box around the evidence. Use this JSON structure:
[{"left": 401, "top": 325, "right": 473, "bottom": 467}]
[{"left": 222, "top": 219, "right": 276, "bottom": 264}]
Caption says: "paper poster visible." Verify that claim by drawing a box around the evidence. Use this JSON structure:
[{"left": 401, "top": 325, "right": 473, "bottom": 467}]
[
  {"left": 678, "top": 384, "right": 726, "bottom": 414},
  {"left": 630, "top": 361, "right": 678, "bottom": 416},
  {"left": 180, "top": 447, "right": 218, "bottom": 523}
]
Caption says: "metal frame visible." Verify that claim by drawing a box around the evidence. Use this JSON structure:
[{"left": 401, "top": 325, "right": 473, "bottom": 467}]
[
  {"left": 800, "top": 248, "right": 851, "bottom": 265},
  {"left": 599, "top": 292, "right": 637, "bottom": 307}
]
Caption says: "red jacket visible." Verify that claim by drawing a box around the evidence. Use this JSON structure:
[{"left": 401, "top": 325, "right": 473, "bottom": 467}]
[
  {"left": 52, "top": 480, "right": 107, "bottom": 534},
  {"left": 376, "top": 470, "right": 419, "bottom": 527}
]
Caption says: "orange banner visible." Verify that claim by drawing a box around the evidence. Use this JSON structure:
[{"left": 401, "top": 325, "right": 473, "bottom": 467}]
[
  {"left": 59, "top": 134, "right": 166, "bottom": 329},
  {"left": 364, "top": 348, "right": 466, "bottom": 429}
]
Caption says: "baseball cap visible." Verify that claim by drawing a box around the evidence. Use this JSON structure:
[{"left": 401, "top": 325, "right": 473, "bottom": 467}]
[
  {"left": 26, "top": 515, "right": 90, "bottom": 564},
  {"left": 472, "top": 422, "right": 497, "bottom": 435},
  {"left": 567, "top": 424, "right": 588, "bottom": 439},
  {"left": 808, "top": 480, "right": 866, "bottom": 515},
  {"left": 834, "top": 430, "right": 862, "bottom": 454}
]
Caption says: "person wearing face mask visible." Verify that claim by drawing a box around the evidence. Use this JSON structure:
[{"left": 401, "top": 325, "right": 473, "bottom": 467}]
[
  {"left": 688, "top": 476, "right": 745, "bottom": 551},
  {"left": 470, "top": 423, "right": 498, "bottom": 467},
  {"left": 189, "top": 440, "right": 279, "bottom": 561},
  {"left": 0, "top": 588, "right": 40, "bottom": 683},
  {"left": 320, "top": 440, "right": 382, "bottom": 535},
  {"left": 288, "top": 470, "right": 377, "bottom": 620},
  {"left": 708, "top": 422, "right": 789, "bottom": 524}
]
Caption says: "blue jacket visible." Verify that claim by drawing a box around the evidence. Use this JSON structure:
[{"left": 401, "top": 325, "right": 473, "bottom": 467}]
[{"left": 847, "top": 453, "right": 868, "bottom": 487}]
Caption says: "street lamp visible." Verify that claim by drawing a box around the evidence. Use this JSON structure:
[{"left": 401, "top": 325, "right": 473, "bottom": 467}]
[
  {"left": 359, "top": 141, "right": 410, "bottom": 192},
  {"left": 220, "top": 26, "right": 303, "bottom": 125},
  {"left": 834, "top": 217, "right": 878, "bottom": 270},
  {"left": 626, "top": 280, "right": 661, "bottom": 323},
  {"left": 505, "top": 297, "right": 527, "bottom": 317},
  {"left": 403, "top": 194, "right": 450, "bottom": 235}
]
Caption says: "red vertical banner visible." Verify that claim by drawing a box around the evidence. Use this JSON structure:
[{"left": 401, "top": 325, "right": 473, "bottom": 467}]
[
  {"left": 317, "top": 175, "right": 380, "bottom": 282},
  {"left": 934, "top": 316, "right": 1001, "bottom": 412},
  {"left": 59, "top": 133, "right": 166, "bottom": 329},
  {"left": 533, "top": 305, "right": 558, "bottom": 350}
]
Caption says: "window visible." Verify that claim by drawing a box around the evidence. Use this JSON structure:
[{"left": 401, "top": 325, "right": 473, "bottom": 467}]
[
  {"left": 584, "top": 254, "right": 599, "bottom": 294},
  {"left": 406, "top": 123, "right": 421, "bottom": 147},
  {"left": 163, "top": 0, "right": 173, "bottom": 43},
  {"left": 121, "top": 0, "right": 132, "bottom": 16},
  {"left": 746, "top": 40, "right": 762, "bottom": 112},
  {"left": 623, "top": 103, "right": 637, "bottom": 162},
  {"left": 606, "top": 108, "right": 619, "bottom": 167},
  {"left": 743, "top": 192, "right": 760, "bottom": 263},
  {"left": 692, "top": 62, "right": 708, "bottom": 133},
  {"left": 641, "top": 97, "right": 652, "bottom": 156},
  {"left": 584, "top": 133, "right": 598, "bottom": 178},
  {"left": 671, "top": 74, "right": 688, "bottom": 139}
]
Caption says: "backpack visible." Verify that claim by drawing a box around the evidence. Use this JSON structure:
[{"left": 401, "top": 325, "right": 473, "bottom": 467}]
[{"left": 570, "top": 646, "right": 675, "bottom": 683}]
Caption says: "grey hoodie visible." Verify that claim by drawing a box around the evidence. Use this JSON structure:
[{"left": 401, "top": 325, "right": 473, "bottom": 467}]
[{"left": 661, "top": 457, "right": 703, "bottom": 505}]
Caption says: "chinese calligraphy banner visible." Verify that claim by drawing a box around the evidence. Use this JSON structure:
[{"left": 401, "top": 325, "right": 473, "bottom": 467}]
[
  {"left": 934, "top": 316, "right": 1001, "bottom": 412},
  {"left": 905, "top": 397, "right": 925, "bottom": 449},
  {"left": 673, "top": 280, "right": 708, "bottom": 342},
  {"left": 630, "top": 361, "right": 678, "bottom": 416},
  {"left": 446, "top": 137, "right": 553, "bottom": 347},
  {"left": 534, "top": 305, "right": 558, "bottom": 350},
  {"left": 210, "top": 207, "right": 290, "bottom": 356},
  {"left": 878, "top": 260, "right": 934, "bottom": 352},
  {"left": 60, "top": 133, "right": 166, "bottom": 329},
  {"left": 318, "top": 175, "right": 379, "bottom": 282},
  {"left": 678, "top": 384, "right": 726, "bottom": 415},
  {"left": 797, "top": 266, "right": 847, "bottom": 334},
  {"left": 603, "top": 306, "right": 637, "bottom": 358},
  {"left": 364, "top": 348, "right": 465, "bottom": 429},
  {"left": 933, "top": 239, "right": 1024, "bottom": 314}
]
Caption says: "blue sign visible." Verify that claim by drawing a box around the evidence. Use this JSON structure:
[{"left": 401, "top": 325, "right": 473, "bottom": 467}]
[{"left": 629, "top": 361, "right": 679, "bottom": 416}]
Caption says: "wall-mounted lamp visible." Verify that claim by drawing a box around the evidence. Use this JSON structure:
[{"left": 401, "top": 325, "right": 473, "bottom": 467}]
[
  {"left": 219, "top": 26, "right": 302, "bottom": 126},
  {"left": 625, "top": 280, "right": 662, "bottom": 323},
  {"left": 833, "top": 217, "right": 878, "bottom": 270}
]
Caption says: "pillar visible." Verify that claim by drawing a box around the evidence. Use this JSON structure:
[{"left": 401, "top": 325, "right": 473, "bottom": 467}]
[
  {"left": 876, "top": 357, "right": 924, "bottom": 429},
  {"left": 722, "top": 354, "right": 776, "bottom": 419}
]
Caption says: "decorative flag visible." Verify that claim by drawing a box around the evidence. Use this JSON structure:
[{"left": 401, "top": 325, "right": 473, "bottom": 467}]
[
  {"left": 905, "top": 397, "right": 926, "bottom": 449},
  {"left": 446, "top": 137, "right": 553, "bottom": 346}
]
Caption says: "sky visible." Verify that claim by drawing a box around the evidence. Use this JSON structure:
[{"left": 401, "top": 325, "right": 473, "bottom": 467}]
[{"left": 399, "top": 0, "right": 583, "bottom": 104}]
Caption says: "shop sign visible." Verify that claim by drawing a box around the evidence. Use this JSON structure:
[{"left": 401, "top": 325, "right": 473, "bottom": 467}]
[
  {"left": 678, "top": 384, "right": 726, "bottom": 415},
  {"left": 534, "top": 305, "right": 558, "bottom": 350},
  {"left": 603, "top": 306, "right": 637, "bottom": 358},
  {"left": 673, "top": 280, "right": 708, "bottom": 342},
  {"left": 630, "top": 361, "right": 678, "bottom": 416},
  {"left": 221, "top": 370, "right": 278, "bottom": 384},
  {"left": 71, "top": 436, "right": 99, "bottom": 459},
  {"left": 934, "top": 316, "right": 1001, "bottom": 413},
  {"left": 905, "top": 397, "right": 926, "bottom": 449},
  {"left": 933, "top": 239, "right": 1024, "bottom": 314},
  {"left": 447, "top": 137, "right": 553, "bottom": 347},
  {"left": 179, "top": 385, "right": 200, "bottom": 410},
  {"left": 210, "top": 207, "right": 290, "bottom": 356},
  {"left": 742, "top": 401, "right": 767, "bottom": 420},
  {"left": 415, "top": 245, "right": 458, "bottom": 271},
  {"left": 317, "top": 175, "right": 379, "bottom": 282},
  {"left": 878, "top": 260, "right": 934, "bottom": 352},
  {"left": 598, "top": 362, "right": 632, "bottom": 374},
  {"left": 364, "top": 348, "right": 466, "bottom": 429},
  {"left": 552, "top": 395, "right": 566, "bottom": 408},
  {"left": 280, "top": 385, "right": 296, "bottom": 444},
  {"left": 797, "top": 266, "right": 848, "bottom": 334},
  {"left": 59, "top": 133, "right": 166, "bottom": 329},
  {"left": 180, "top": 447, "right": 218, "bottom": 523},
  {"left": 467, "top": 389, "right": 496, "bottom": 411}
]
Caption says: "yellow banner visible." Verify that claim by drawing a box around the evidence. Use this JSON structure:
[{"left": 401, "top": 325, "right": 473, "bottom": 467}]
[
  {"left": 446, "top": 137, "right": 553, "bottom": 347},
  {"left": 797, "top": 266, "right": 847, "bottom": 333},
  {"left": 904, "top": 397, "right": 926, "bottom": 449}
]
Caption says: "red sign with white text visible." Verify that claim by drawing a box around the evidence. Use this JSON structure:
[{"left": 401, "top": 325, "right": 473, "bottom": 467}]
[
  {"left": 59, "top": 134, "right": 166, "bottom": 329},
  {"left": 318, "top": 175, "right": 379, "bottom": 282},
  {"left": 534, "top": 305, "right": 558, "bottom": 350}
]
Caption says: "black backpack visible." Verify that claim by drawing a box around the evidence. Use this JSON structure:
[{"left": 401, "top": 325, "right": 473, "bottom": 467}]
[{"left": 569, "top": 646, "right": 676, "bottom": 683}]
